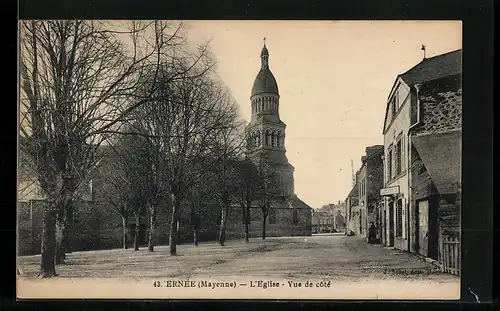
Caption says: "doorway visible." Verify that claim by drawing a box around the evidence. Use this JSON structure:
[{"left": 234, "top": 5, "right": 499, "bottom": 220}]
[
  {"left": 417, "top": 200, "right": 429, "bottom": 257},
  {"left": 383, "top": 209, "right": 387, "bottom": 245},
  {"left": 417, "top": 198, "right": 438, "bottom": 260},
  {"left": 359, "top": 210, "right": 363, "bottom": 235},
  {"left": 388, "top": 201, "right": 395, "bottom": 246}
]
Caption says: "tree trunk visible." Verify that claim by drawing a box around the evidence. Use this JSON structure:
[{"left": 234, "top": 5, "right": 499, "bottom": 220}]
[
  {"left": 148, "top": 204, "right": 156, "bottom": 252},
  {"left": 122, "top": 215, "right": 128, "bottom": 249},
  {"left": 191, "top": 205, "right": 199, "bottom": 246},
  {"left": 262, "top": 211, "right": 267, "bottom": 240},
  {"left": 219, "top": 203, "right": 229, "bottom": 246},
  {"left": 176, "top": 219, "right": 181, "bottom": 245},
  {"left": 218, "top": 203, "right": 228, "bottom": 246},
  {"left": 193, "top": 225, "right": 199, "bottom": 246},
  {"left": 244, "top": 205, "right": 250, "bottom": 243},
  {"left": 55, "top": 205, "right": 67, "bottom": 265},
  {"left": 39, "top": 206, "right": 57, "bottom": 278},
  {"left": 133, "top": 212, "right": 140, "bottom": 251},
  {"left": 169, "top": 194, "right": 181, "bottom": 256}
]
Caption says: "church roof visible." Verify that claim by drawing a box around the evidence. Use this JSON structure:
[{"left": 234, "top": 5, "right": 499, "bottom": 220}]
[
  {"left": 251, "top": 45, "right": 279, "bottom": 97},
  {"left": 290, "top": 196, "right": 313, "bottom": 210},
  {"left": 251, "top": 69, "right": 279, "bottom": 97}
]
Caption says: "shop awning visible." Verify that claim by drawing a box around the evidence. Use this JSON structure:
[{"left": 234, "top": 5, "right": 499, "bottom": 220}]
[{"left": 412, "top": 130, "right": 461, "bottom": 195}]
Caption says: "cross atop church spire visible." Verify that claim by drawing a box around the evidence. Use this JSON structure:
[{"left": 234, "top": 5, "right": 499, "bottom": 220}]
[{"left": 263, "top": 37, "right": 266, "bottom": 46}]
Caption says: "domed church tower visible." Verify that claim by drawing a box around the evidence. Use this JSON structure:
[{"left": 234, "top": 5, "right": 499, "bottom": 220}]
[{"left": 245, "top": 40, "right": 295, "bottom": 198}]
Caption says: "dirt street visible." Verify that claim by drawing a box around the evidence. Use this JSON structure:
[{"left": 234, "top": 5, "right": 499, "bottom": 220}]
[{"left": 18, "top": 233, "right": 457, "bottom": 282}]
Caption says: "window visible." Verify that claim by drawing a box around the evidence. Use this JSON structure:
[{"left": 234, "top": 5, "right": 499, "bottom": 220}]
[
  {"left": 242, "top": 209, "right": 250, "bottom": 224},
  {"left": 395, "top": 139, "right": 402, "bottom": 175},
  {"left": 410, "top": 85, "right": 421, "bottom": 127},
  {"left": 401, "top": 137, "right": 405, "bottom": 171},
  {"left": 269, "top": 209, "right": 276, "bottom": 224},
  {"left": 292, "top": 210, "right": 298, "bottom": 224},
  {"left": 391, "top": 96, "right": 397, "bottom": 119},
  {"left": 387, "top": 148, "right": 393, "bottom": 180},
  {"left": 396, "top": 199, "right": 403, "bottom": 237}
]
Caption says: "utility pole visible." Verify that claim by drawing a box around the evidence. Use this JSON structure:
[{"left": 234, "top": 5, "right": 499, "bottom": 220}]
[{"left": 351, "top": 159, "right": 355, "bottom": 187}]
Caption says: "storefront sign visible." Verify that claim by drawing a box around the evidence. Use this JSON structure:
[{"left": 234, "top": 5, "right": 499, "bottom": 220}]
[{"left": 380, "top": 186, "right": 400, "bottom": 196}]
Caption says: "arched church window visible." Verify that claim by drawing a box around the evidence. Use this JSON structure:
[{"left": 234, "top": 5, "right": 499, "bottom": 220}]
[
  {"left": 269, "top": 209, "right": 276, "bottom": 224},
  {"left": 292, "top": 209, "right": 299, "bottom": 224},
  {"left": 265, "top": 130, "right": 270, "bottom": 146},
  {"left": 261, "top": 101, "right": 264, "bottom": 112},
  {"left": 256, "top": 130, "right": 261, "bottom": 146},
  {"left": 276, "top": 132, "right": 281, "bottom": 148},
  {"left": 271, "top": 131, "right": 276, "bottom": 147}
]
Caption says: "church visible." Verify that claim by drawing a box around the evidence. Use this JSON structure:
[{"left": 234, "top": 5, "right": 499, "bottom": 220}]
[{"left": 226, "top": 40, "right": 313, "bottom": 238}]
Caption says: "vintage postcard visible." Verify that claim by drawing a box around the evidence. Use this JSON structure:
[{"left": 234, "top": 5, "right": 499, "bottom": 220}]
[{"left": 17, "top": 20, "right": 462, "bottom": 300}]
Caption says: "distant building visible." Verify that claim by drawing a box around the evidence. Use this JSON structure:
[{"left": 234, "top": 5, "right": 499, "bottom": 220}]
[
  {"left": 345, "top": 171, "right": 360, "bottom": 235},
  {"left": 357, "top": 145, "right": 384, "bottom": 242},
  {"left": 379, "top": 49, "right": 462, "bottom": 263},
  {"left": 311, "top": 202, "right": 346, "bottom": 233}
]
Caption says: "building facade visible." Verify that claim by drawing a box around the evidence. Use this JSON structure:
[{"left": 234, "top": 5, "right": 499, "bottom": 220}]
[
  {"left": 408, "top": 51, "right": 462, "bottom": 262},
  {"left": 357, "top": 145, "right": 384, "bottom": 243},
  {"left": 379, "top": 49, "right": 462, "bottom": 259},
  {"left": 345, "top": 171, "right": 360, "bottom": 235},
  {"left": 312, "top": 202, "right": 346, "bottom": 233}
]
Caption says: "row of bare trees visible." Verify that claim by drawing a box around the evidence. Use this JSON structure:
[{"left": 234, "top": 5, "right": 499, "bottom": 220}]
[{"left": 18, "top": 20, "right": 282, "bottom": 278}]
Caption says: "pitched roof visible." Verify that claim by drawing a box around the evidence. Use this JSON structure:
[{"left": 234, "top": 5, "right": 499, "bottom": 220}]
[
  {"left": 400, "top": 49, "right": 462, "bottom": 86},
  {"left": 412, "top": 130, "right": 461, "bottom": 195},
  {"left": 383, "top": 49, "right": 462, "bottom": 134},
  {"left": 291, "top": 196, "right": 313, "bottom": 210}
]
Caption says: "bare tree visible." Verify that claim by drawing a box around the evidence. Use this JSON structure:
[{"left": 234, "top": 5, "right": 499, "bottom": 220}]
[
  {"left": 186, "top": 158, "right": 213, "bottom": 246},
  {"left": 19, "top": 20, "right": 194, "bottom": 277},
  {"left": 256, "top": 160, "right": 282, "bottom": 240},
  {"left": 166, "top": 76, "right": 237, "bottom": 255},
  {"left": 235, "top": 158, "right": 260, "bottom": 243},
  {"left": 206, "top": 103, "right": 245, "bottom": 246},
  {"left": 129, "top": 50, "right": 242, "bottom": 255}
]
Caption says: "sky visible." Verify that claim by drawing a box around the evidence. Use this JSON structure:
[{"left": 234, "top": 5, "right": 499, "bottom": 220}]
[{"left": 183, "top": 20, "right": 462, "bottom": 209}]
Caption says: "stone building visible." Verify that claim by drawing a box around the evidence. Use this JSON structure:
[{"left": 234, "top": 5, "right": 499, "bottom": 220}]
[
  {"left": 357, "top": 145, "right": 384, "bottom": 243},
  {"left": 244, "top": 42, "right": 313, "bottom": 236},
  {"left": 379, "top": 49, "right": 462, "bottom": 259},
  {"left": 408, "top": 50, "right": 462, "bottom": 262}
]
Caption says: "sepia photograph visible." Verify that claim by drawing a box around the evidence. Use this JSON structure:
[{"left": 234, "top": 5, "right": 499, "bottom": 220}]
[{"left": 17, "top": 20, "right": 463, "bottom": 300}]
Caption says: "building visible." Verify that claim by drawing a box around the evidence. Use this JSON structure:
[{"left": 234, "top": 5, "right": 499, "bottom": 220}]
[
  {"left": 312, "top": 208, "right": 334, "bottom": 233},
  {"left": 311, "top": 202, "right": 346, "bottom": 233},
  {"left": 345, "top": 170, "right": 360, "bottom": 235},
  {"left": 357, "top": 145, "right": 384, "bottom": 243},
  {"left": 379, "top": 49, "right": 462, "bottom": 257},
  {"left": 408, "top": 50, "right": 462, "bottom": 263},
  {"left": 244, "top": 41, "right": 313, "bottom": 236}
]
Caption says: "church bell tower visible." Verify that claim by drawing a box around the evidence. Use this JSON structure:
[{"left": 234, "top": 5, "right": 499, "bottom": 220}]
[{"left": 245, "top": 39, "right": 295, "bottom": 197}]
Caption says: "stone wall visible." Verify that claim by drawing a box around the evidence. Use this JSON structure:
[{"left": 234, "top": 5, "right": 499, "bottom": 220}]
[{"left": 415, "top": 74, "right": 462, "bottom": 135}]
